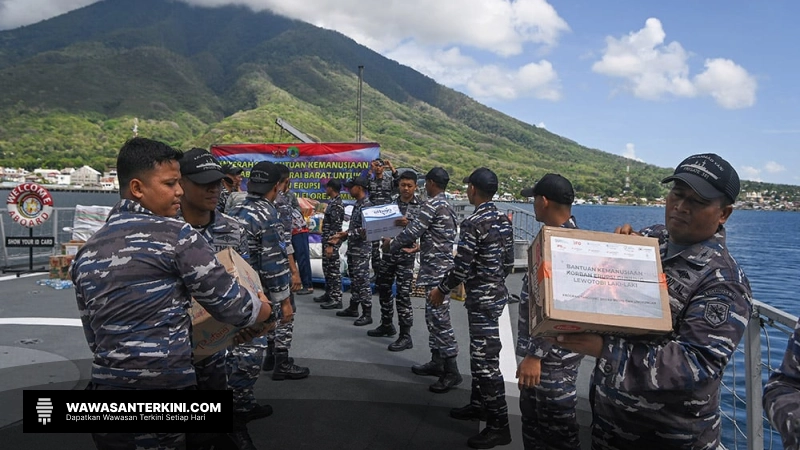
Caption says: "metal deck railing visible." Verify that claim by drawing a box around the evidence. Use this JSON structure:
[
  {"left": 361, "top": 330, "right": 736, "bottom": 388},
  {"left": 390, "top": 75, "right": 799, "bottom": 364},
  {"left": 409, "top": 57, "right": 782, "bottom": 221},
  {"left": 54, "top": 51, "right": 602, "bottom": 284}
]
[
  {"left": 726, "top": 300, "right": 797, "bottom": 450},
  {"left": 491, "top": 201, "right": 796, "bottom": 450}
]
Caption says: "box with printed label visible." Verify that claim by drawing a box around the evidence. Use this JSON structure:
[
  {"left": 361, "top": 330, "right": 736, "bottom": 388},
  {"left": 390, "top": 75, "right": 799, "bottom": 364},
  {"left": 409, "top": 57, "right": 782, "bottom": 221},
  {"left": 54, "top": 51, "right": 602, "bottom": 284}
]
[
  {"left": 361, "top": 204, "right": 404, "bottom": 242},
  {"left": 528, "top": 226, "right": 672, "bottom": 337},
  {"left": 61, "top": 241, "right": 85, "bottom": 256},
  {"left": 49, "top": 255, "right": 74, "bottom": 280},
  {"left": 191, "top": 247, "right": 264, "bottom": 361}
]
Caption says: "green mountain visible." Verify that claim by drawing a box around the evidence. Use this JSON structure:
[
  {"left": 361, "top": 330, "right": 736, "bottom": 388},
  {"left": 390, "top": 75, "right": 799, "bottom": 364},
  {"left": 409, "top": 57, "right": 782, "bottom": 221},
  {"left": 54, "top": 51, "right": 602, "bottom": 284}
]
[{"left": 0, "top": 0, "right": 796, "bottom": 202}]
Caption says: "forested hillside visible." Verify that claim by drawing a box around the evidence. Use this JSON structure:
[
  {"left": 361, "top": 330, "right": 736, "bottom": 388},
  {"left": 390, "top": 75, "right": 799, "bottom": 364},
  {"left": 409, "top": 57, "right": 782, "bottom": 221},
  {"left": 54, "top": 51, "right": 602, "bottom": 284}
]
[{"left": 0, "top": 0, "right": 796, "bottom": 201}]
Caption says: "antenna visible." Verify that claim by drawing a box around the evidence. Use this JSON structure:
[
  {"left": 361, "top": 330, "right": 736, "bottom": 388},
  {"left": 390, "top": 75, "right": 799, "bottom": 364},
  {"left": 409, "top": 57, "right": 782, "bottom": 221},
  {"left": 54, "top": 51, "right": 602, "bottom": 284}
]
[
  {"left": 624, "top": 165, "right": 630, "bottom": 191},
  {"left": 357, "top": 65, "right": 364, "bottom": 142}
]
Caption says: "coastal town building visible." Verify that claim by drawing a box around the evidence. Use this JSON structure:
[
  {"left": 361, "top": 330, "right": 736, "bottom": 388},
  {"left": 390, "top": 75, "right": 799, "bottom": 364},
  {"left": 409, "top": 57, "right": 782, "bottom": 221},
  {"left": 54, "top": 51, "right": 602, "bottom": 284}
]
[{"left": 69, "top": 165, "right": 101, "bottom": 187}]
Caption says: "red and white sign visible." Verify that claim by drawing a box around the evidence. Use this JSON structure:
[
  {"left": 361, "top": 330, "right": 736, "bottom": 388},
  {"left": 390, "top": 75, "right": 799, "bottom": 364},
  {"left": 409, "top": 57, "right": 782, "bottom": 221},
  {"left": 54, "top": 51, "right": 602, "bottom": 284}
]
[{"left": 6, "top": 183, "right": 54, "bottom": 227}]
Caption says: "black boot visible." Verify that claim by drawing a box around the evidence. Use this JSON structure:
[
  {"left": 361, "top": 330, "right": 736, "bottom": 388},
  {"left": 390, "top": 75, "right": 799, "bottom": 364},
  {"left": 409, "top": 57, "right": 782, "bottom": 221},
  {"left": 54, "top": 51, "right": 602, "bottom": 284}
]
[
  {"left": 367, "top": 323, "right": 396, "bottom": 337},
  {"left": 450, "top": 404, "right": 487, "bottom": 421},
  {"left": 389, "top": 326, "right": 413, "bottom": 351},
  {"left": 313, "top": 293, "right": 329, "bottom": 303},
  {"left": 430, "top": 356, "right": 462, "bottom": 393},
  {"left": 228, "top": 416, "right": 257, "bottom": 450},
  {"left": 354, "top": 305, "right": 373, "bottom": 326},
  {"left": 272, "top": 352, "right": 310, "bottom": 381},
  {"left": 411, "top": 350, "right": 444, "bottom": 377},
  {"left": 320, "top": 299, "right": 343, "bottom": 309},
  {"left": 467, "top": 426, "right": 512, "bottom": 449},
  {"left": 228, "top": 430, "right": 257, "bottom": 450},
  {"left": 388, "top": 333, "right": 412, "bottom": 352},
  {"left": 240, "top": 403, "right": 273, "bottom": 423},
  {"left": 336, "top": 303, "right": 359, "bottom": 316}
]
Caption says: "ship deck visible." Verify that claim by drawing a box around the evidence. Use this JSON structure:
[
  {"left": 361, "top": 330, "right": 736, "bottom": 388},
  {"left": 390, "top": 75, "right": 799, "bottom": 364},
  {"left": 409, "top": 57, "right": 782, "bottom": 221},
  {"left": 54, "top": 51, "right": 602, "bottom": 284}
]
[{"left": 0, "top": 269, "right": 594, "bottom": 449}]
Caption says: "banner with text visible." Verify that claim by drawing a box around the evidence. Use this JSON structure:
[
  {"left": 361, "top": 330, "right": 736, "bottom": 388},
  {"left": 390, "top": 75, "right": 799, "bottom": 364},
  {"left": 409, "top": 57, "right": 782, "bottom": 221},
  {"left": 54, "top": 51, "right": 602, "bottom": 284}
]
[{"left": 211, "top": 143, "right": 380, "bottom": 201}]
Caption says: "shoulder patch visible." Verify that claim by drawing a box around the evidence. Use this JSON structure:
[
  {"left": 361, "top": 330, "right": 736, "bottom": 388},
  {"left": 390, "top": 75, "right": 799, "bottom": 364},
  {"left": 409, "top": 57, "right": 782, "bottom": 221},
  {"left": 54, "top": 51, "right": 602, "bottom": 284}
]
[{"left": 704, "top": 301, "right": 730, "bottom": 328}]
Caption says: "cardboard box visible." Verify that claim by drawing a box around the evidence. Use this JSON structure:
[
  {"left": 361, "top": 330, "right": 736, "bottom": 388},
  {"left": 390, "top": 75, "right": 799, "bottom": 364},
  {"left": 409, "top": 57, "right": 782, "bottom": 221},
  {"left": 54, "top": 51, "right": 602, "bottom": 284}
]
[
  {"left": 528, "top": 226, "right": 671, "bottom": 337},
  {"left": 49, "top": 255, "right": 74, "bottom": 280},
  {"left": 191, "top": 248, "right": 264, "bottom": 361},
  {"left": 361, "top": 204, "right": 404, "bottom": 242},
  {"left": 61, "top": 241, "right": 85, "bottom": 256}
]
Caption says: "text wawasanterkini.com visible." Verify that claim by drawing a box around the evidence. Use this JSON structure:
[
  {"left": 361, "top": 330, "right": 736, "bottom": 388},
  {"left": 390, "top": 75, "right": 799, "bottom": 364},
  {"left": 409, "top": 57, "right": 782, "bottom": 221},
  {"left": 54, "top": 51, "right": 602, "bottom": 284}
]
[{"left": 64, "top": 402, "right": 220, "bottom": 422}]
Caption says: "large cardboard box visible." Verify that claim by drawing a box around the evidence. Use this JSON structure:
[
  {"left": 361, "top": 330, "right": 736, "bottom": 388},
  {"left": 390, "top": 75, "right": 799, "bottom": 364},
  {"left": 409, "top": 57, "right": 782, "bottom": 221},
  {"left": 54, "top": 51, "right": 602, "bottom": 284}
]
[
  {"left": 191, "top": 248, "right": 264, "bottom": 361},
  {"left": 528, "top": 226, "right": 672, "bottom": 337},
  {"left": 361, "top": 204, "right": 404, "bottom": 242}
]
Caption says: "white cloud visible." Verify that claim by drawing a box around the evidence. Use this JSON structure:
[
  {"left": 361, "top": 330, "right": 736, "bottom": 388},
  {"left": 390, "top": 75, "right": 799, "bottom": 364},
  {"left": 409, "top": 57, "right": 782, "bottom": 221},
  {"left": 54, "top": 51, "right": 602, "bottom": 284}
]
[
  {"left": 622, "top": 143, "right": 644, "bottom": 162},
  {"left": 693, "top": 58, "right": 757, "bottom": 109},
  {"left": 739, "top": 166, "right": 761, "bottom": 182},
  {"left": 537, "top": 122, "right": 546, "bottom": 128},
  {"left": 178, "top": 0, "right": 570, "bottom": 56},
  {"left": 387, "top": 44, "right": 561, "bottom": 101},
  {"left": 592, "top": 18, "right": 757, "bottom": 109},
  {"left": 0, "top": 0, "right": 569, "bottom": 102},
  {"left": 466, "top": 60, "right": 561, "bottom": 101},
  {"left": 764, "top": 161, "right": 785, "bottom": 173}
]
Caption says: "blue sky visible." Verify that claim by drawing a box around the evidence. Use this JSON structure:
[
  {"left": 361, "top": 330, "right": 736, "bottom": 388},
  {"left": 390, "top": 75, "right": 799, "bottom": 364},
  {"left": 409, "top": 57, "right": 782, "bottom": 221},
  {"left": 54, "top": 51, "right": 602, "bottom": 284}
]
[{"left": 1, "top": 0, "right": 798, "bottom": 185}]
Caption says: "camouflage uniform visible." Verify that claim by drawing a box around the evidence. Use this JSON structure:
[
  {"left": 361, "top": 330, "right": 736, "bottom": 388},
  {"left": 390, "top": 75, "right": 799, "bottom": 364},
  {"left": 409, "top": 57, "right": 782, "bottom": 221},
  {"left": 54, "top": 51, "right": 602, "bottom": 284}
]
[
  {"left": 439, "top": 201, "right": 514, "bottom": 432},
  {"left": 273, "top": 190, "right": 298, "bottom": 354},
  {"left": 216, "top": 185, "right": 230, "bottom": 213},
  {"left": 376, "top": 194, "right": 421, "bottom": 330},
  {"left": 180, "top": 210, "right": 250, "bottom": 393},
  {"left": 517, "top": 216, "right": 582, "bottom": 450},
  {"left": 71, "top": 199, "right": 263, "bottom": 449},
  {"left": 227, "top": 194, "right": 290, "bottom": 413},
  {"left": 764, "top": 317, "right": 800, "bottom": 450},
  {"left": 591, "top": 224, "right": 752, "bottom": 450},
  {"left": 368, "top": 172, "right": 399, "bottom": 206},
  {"left": 369, "top": 171, "right": 399, "bottom": 273},
  {"left": 225, "top": 191, "right": 247, "bottom": 212},
  {"left": 345, "top": 196, "right": 373, "bottom": 310},
  {"left": 322, "top": 194, "right": 345, "bottom": 304},
  {"left": 390, "top": 192, "right": 458, "bottom": 358}
]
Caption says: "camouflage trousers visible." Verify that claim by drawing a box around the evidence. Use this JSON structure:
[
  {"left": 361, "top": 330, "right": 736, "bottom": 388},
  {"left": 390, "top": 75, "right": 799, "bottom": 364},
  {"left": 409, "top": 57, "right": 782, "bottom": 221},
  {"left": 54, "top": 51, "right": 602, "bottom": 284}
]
[
  {"left": 376, "top": 255, "right": 414, "bottom": 329},
  {"left": 424, "top": 286, "right": 458, "bottom": 358},
  {"left": 466, "top": 306, "right": 508, "bottom": 430},
  {"left": 268, "top": 294, "right": 296, "bottom": 352},
  {"left": 85, "top": 382, "right": 189, "bottom": 450},
  {"left": 591, "top": 385, "right": 722, "bottom": 450},
  {"left": 347, "top": 251, "right": 372, "bottom": 308},
  {"left": 520, "top": 351, "right": 583, "bottom": 450},
  {"left": 194, "top": 350, "right": 227, "bottom": 391},
  {"left": 226, "top": 335, "right": 268, "bottom": 413},
  {"left": 322, "top": 244, "right": 342, "bottom": 303},
  {"left": 371, "top": 241, "right": 381, "bottom": 273}
]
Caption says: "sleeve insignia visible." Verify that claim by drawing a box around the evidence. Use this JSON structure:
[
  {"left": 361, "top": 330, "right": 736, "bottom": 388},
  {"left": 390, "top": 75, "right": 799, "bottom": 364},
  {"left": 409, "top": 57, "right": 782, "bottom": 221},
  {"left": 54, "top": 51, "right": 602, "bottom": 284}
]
[{"left": 704, "top": 300, "right": 730, "bottom": 328}]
